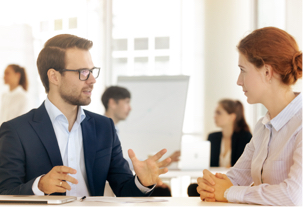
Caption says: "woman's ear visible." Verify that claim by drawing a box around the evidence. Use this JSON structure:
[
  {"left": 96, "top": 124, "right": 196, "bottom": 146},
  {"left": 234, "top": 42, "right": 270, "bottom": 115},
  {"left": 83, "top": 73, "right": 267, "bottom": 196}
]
[
  {"left": 230, "top": 113, "right": 236, "bottom": 122},
  {"left": 47, "top": 69, "right": 61, "bottom": 87},
  {"left": 264, "top": 64, "right": 274, "bottom": 83}
]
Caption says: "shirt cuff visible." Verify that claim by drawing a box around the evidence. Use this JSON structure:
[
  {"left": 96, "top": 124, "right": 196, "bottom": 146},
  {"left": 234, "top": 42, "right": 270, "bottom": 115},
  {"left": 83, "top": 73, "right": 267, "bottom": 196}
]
[
  {"left": 32, "top": 175, "right": 45, "bottom": 195},
  {"left": 134, "top": 175, "right": 155, "bottom": 194},
  {"left": 226, "top": 186, "right": 248, "bottom": 203}
]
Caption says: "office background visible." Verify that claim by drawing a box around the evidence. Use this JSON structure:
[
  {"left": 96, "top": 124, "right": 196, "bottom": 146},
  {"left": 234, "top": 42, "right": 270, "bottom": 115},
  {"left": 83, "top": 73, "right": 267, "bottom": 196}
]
[{"left": 0, "top": 0, "right": 302, "bottom": 141}]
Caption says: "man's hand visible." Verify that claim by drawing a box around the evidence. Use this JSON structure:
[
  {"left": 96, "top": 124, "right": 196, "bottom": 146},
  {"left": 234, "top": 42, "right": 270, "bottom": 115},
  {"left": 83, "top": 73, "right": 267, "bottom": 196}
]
[
  {"left": 128, "top": 148, "right": 171, "bottom": 187},
  {"left": 168, "top": 150, "right": 181, "bottom": 163},
  {"left": 38, "top": 166, "right": 78, "bottom": 195},
  {"left": 197, "top": 169, "right": 233, "bottom": 202}
]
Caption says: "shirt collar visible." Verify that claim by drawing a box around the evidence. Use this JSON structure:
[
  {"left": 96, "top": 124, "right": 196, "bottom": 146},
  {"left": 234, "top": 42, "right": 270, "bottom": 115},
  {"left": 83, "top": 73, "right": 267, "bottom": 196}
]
[
  {"left": 262, "top": 92, "right": 302, "bottom": 131},
  {"left": 44, "top": 97, "right": 86, "bottom": 124}
]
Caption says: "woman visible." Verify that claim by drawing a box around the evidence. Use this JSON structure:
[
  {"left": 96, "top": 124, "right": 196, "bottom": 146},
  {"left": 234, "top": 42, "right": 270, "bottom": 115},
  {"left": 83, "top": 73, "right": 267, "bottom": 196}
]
[
  {"left": 188, "top": 99, "right": 251, "bottom": 196},
  {"left": 209, "top": 99, "right": 251, "bottom": 168},
  {"left": 197, "top": 27, "right": 302, "bottom": 205},
  {"left": 0, "top": 64, "right": 29, "bottom": 124}
]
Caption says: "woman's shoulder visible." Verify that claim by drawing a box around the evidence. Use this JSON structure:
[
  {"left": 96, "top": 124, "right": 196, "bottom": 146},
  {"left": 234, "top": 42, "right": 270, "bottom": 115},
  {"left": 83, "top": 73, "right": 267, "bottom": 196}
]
[{"left": 208, "top": 131, "right": 222, "bottom": 140}]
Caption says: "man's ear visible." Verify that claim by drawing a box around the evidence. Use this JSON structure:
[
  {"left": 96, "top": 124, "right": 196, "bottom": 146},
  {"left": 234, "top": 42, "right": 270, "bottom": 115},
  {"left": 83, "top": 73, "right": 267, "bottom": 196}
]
[
  {"left": 47, "top": 69, "right": 61, "bottom": 87},
  {"left": 108, "top": 98, "right": 117, "bottom": 109}
]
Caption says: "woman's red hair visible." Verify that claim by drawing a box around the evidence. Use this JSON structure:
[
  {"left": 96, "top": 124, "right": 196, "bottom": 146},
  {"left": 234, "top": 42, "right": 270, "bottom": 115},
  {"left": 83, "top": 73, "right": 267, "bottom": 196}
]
[{"left": 237, "top": 27, "right": 302, "bottom": 85}]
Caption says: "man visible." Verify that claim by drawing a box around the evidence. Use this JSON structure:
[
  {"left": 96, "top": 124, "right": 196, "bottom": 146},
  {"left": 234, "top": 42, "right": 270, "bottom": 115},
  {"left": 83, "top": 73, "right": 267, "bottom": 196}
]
[
  {"left": 0, "top": 34, "right": 171, "bottom": 197},
  {"left": 101, "top": 86, "right": 131, "bottom": 126},
  {"left": 101, "top": 86, "right": 181, "bottom": 196}
]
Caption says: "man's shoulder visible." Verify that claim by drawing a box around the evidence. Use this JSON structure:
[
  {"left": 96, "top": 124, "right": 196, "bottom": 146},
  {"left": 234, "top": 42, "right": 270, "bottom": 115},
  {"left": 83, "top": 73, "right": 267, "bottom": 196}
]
[{"left": 83, "top": 110, "right": 111, "bottom": 122}]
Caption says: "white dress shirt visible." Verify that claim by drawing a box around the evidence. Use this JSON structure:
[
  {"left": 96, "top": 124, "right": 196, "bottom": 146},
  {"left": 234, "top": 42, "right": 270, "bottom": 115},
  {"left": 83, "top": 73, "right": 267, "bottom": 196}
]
[
  {"left": 225, "top": 93, "right": 302, "bottom": 205},
  {"left": 33, "top": 97, "right": 90, "bottom": 196},
  {"left": 32, "top": 98, "right": 152, "bottom": 196},
  {"left": 0, "top": 86, "right": 29, "bottom": 124}
]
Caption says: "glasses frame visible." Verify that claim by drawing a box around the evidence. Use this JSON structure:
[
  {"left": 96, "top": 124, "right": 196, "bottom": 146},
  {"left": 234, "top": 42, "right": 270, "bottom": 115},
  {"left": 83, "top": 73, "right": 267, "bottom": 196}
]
[{"left": 61, "top": 67, "right": 100, "bottom": 81}]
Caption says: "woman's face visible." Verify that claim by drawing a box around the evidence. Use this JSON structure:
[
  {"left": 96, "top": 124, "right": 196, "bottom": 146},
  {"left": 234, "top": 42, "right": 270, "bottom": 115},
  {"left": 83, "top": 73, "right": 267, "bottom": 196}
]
[
  {"left": 237, "top": 53, "right": 266, "bottom": 104},
  {"left": 214, "top": 104, "right": 234, "bottom": 128},
  {"left": 4, "top": 66, "right": 20, "bottom": 86}
]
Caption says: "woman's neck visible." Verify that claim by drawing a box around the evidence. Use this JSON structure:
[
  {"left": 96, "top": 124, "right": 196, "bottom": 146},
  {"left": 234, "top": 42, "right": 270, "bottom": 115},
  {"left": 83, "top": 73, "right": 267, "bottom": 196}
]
[
  {"left": 221, "top": 124, "right": 234, "bottom": 139},
  {"left": 262, "top": 86, "right": 296, "bottom": 119},
  {"left": 9, "top": 84, "right": 19, "bottom": 91}
]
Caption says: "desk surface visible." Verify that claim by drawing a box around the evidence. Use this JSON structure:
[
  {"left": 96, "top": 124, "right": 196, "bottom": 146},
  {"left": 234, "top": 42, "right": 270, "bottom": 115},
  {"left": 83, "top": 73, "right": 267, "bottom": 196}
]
[{"left": 0, "top": 197, "right": 256, "bottom": 206}]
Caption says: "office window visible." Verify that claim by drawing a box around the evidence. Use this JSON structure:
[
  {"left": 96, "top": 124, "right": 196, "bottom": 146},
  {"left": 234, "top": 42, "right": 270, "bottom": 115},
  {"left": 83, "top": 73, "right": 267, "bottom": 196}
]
[
  {"left": 113, "top": 39, "right": 128, "bottom": 51},
  {"left": 134, "top": 38, "right": 148, "bottom": 50},
  {"left": 155, "top": 56, "right": 169, "bottom": 72},
  {"left": 40, "top": 21, "right": 49, "bottom": 32},
  {"left": 54, "top": 19, "right": 63, "bottom": 30},
  {"left": 134, "top": 57, "right": 148, "bottom": 73},
  {"left": 69, "top": 17, "right": 77, "bottom": 29},
  {"left": 155, "top": 37, "right": 169, "bottom": 49}
]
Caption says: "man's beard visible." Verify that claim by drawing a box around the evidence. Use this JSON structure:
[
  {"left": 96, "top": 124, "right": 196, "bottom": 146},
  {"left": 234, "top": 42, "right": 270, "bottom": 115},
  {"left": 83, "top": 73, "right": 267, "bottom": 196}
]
[{"left": 59, "top": 86, "right": 92, "bottom": 106}]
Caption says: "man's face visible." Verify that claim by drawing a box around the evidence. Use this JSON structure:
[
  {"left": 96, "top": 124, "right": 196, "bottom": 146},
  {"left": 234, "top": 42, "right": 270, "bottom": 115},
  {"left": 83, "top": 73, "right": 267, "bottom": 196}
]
[
  {"left": 58, "top": 47, "right": 96, "bottom": 106},
  {"left": 113, "top": 98, "right": 131, "bottom": 121}
]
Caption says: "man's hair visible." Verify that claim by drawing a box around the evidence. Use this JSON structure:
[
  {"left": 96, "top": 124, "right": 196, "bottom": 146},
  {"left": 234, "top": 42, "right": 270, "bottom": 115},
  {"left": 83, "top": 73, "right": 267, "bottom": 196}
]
[
  {"left": 101, "top": 86, "right": 131, "bottom": 111},
  {"left": 36, "top": 34, "right": 93, "bottom": 93}
]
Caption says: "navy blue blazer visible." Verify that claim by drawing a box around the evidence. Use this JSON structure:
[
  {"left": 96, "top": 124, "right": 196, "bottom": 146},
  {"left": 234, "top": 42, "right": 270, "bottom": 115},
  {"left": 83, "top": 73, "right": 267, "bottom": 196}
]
[
  {"left": 208, "top": 130, "right": 252, "bottom": 167},
  {"left": 0, "top": 103, "right": 147, "bottom": 196}
]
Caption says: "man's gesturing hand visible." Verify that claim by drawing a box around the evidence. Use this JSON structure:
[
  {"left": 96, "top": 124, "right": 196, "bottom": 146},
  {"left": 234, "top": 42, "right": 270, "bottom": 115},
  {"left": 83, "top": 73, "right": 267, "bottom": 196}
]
[
  {"left": 38, "top": 166, "right": 78, "bottom": 195},
  {"left": 129, "top": 148, "right": 171, "bottom": 187}
]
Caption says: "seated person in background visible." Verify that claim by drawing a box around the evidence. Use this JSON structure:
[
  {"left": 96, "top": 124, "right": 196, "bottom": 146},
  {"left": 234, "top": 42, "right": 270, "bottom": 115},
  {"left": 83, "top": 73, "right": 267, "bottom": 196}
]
[
  {"left": 0, "top": 64, "right": 29, "bottom": 124},
  {"left": 0, "top": 34, "right": 171, "bottom": 197},
  {"left": 101, "top": 86, "right": 181, "bottom": 196},
  {"left": 197, "top": 27, "right": 302, "bottom": 205},
  {"left": 188, "top": 99, "right": 251, "bottom": 196}
]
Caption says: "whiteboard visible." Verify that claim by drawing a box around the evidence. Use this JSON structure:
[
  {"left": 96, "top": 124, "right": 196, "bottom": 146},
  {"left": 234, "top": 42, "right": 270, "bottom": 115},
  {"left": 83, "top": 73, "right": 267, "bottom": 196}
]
[{"left": 117, "top": 76, "right": 189, "bottom": 169}]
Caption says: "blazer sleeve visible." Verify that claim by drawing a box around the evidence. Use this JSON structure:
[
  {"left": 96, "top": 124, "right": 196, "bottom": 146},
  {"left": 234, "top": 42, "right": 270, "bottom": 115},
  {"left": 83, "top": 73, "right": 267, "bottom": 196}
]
[{"left": 0, "top": 121, "right": 35, "bottom": 195}]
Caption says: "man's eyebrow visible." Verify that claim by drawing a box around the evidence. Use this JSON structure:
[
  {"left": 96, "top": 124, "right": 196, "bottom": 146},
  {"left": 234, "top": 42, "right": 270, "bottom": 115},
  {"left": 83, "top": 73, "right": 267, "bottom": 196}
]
[{"left": 238, "top": 64, "right": 245, "bottom": 68}]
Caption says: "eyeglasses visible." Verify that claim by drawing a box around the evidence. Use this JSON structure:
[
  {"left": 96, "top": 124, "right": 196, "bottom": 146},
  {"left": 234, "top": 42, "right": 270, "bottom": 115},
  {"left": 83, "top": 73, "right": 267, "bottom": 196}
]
[{"left": 61, "top": 67, "right": 100, "bottom": 81}]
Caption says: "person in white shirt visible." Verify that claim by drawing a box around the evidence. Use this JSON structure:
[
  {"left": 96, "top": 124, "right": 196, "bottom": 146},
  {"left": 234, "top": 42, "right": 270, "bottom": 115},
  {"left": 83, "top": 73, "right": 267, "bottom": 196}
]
[
  {"left": 197, "top": 27, "right": 302, "bottom": 205},
  {"left": 0, "top": 64, "right": 29, "bottom": 124}
]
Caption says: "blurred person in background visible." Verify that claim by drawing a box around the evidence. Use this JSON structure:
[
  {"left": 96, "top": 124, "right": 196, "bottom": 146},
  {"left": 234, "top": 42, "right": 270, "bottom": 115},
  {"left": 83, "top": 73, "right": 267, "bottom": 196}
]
[
  {"left": 0, "top": 64, "right": 29, "bottom": 124},
  {"left": 102, "top": 86, "right": 181, "bottom": 196},
  {"left": 188, "top": 99, "right": 251, "bottom": 196}
]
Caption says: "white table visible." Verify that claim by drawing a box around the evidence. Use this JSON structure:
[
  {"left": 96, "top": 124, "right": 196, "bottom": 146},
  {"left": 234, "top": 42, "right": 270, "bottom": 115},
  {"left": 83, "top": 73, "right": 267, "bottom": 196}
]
[{"left": 0, "top": 197, "right": 257, "bottom": 206}]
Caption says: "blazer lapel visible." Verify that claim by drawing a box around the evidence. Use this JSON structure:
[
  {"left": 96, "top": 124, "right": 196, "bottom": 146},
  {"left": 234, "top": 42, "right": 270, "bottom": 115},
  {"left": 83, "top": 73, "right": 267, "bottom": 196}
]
[
  {"left": 81, "top": 112, "right": 97, "bottom": 195},
  {"left": 29, "top": 103, "right": 63, "bottom": 167}
]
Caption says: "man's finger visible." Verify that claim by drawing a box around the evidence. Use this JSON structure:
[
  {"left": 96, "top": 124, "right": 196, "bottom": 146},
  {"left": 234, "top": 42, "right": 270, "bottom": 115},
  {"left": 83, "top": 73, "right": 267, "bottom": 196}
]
[
  {"left": 150, "top": 149, "right": 167, "bottom": 161},
  {"left": 55, "top": 166, "right": 77, "bottom": 174},
  {"left": 57, "top": 181, "right": 72, "bottom": 190},
  {"left": 157, "top": 157, "right": 171, "bottom": 168},
  {"left": 128, "top": 149, "right": 139, "bottom": 162},
  {"left": 56, "top": 173, "right": 78, "bottom": 184},
  {"left": 158, "top": 167, "right": 168, "bottom": 175}
]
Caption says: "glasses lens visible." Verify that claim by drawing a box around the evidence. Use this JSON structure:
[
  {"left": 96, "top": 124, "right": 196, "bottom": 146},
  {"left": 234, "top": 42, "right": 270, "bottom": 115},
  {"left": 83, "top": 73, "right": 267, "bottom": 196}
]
[
  {"left": 80, "top": 69, "right": 90, "bottom": 80},
  {"left": 92, "top": 68, "right": 100, "bottom": 79}
]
